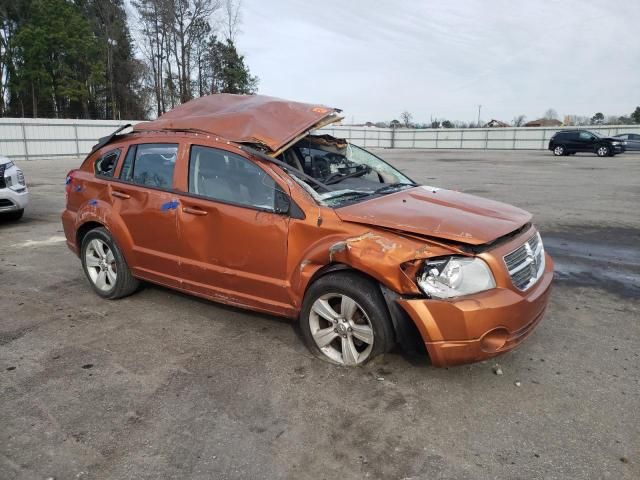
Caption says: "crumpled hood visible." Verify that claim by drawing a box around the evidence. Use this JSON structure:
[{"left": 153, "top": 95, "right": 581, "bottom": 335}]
[
  {"left": 335, "top": 186, "right": 532, "bottom": 246},
  {"left": 133, "top": 94, "right": 342, "bottom": 153}
]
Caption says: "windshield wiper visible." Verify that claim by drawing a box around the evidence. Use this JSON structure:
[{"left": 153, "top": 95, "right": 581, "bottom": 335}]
[
  {"left": 322, "top": 190, "right": 372, "bottom": 202},
  {"left": 374, "top": 183, "right": 416, "bottom": 194}
]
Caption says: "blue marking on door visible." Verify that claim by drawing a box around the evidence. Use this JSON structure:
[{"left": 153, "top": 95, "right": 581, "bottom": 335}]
[{"left": 161, "top": 200, "right": 179, "bottom": 211}]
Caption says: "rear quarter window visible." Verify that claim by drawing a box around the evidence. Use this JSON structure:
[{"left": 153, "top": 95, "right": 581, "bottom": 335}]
[{"left": 94, "top": 149, "right": 121, "bottom": 177}]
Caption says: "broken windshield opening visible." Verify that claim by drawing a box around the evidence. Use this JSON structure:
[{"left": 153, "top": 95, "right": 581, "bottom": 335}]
[{"left": 278, "top": 135, "right": 415, "bottom": 206}]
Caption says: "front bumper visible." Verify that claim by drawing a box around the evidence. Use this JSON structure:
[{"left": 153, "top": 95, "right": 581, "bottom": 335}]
[
  {"left": 397, "top": 250, "right": 553, "bottom": 367},
  {"left": 612, "top": 144, "right": 625, "bottom": 153},
  {"left": 0, "top": 187, "right": 30, "bottom": 212}
]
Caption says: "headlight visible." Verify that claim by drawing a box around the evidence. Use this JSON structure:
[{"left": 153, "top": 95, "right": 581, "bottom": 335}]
[
  {"left": 612, "top": 141, "right": 621, "bottom": 146},
  {"left": 417, "top": 256, "right": 496, "bottom": 299}
]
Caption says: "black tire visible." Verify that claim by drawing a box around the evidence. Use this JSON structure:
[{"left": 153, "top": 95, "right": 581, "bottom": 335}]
[
  {"left": 596, "top": 145, "right": 610, "bottom": 157},
  {"left": 80, "top": 227, "right": 139, "bottom": 299},
  {"left": 552, "top": 145, "right": 565, "bottom": 156},
  {"left": 299, "top": 271, "right": 395, "bottom": 366},
  {"left": 2, "top": 209, "right": 23, "bottom": 221}
]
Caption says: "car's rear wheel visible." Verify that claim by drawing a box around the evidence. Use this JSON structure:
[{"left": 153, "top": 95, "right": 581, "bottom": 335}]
[
  {"left": 553, "top": 145, "right": 565, "bottom": 156},
  {"left": 596, "top": 145, "right": 610, "bottom": 157},
  {"left": 299, "top": 272, "right": 394, "bottom": 366},
  {"left": 81, "top": 227, "right": 139, "bottom": 299}
]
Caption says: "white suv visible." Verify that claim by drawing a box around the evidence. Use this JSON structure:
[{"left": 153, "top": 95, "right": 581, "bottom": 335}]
[{"left": 0, "top": 155, "right": 29, "bottom": 220}]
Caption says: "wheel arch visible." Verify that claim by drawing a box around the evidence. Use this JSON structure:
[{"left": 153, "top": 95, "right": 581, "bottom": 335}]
[
  {"left": 76, "top": 220, "right": 106, "bottom": 249},
  {"left": 75, "top": 213, "right": 134, "bottom": 266},
  {"left": 302, "top": 263, "right": 427, "bottom": 355}
]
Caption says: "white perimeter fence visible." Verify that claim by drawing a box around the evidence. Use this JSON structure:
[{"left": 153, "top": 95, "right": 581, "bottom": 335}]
[{"left": 1, "top": 117, "right": 639, "bottom": 160}]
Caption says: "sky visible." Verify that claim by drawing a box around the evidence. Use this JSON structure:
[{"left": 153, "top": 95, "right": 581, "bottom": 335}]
[{"left": 232, "top": 0, "right": 640, "bottom": 124}]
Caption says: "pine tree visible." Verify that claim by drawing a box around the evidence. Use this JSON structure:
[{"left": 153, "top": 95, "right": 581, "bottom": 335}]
[
  {"left": 206, "top": 36, "right": 258, "bottom": 95},
  {"left": 10, "top": 0, "right": 103, "bottom": 118}
]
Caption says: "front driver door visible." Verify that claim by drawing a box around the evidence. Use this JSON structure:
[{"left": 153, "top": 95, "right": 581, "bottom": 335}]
[
  {"left": 577, "top": 131, "right": 595, "bottom": 152},
  {"left": 175, "top": 144, "right": 291, "bottom": 314}
]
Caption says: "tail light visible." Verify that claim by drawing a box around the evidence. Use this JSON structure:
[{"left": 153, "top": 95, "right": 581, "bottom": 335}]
[{"left": 65, "top": 170, "right": 77, "bottom": 201}]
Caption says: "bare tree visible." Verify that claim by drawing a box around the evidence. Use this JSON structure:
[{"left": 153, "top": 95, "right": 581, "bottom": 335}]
[
  {"left": 222, "top": 0, "right": 242, "bottom": 42},
  {"left": 564, "top": 114, "right": 590, "bottom": 126},
  {"left": 133, "top": 0, "right": 172, "bottom": 116},
  {"left": 170, "top": 0, "right": 221, "bottom": 103},
  {"left": 512, "top": 115, "right": 526, "bottom": 127},
  {"left": 133, "top": 0, "right": 222, "bottom": 113},
  {"left": 544, "top": 108, "right": 558, "bottom": 120},
  {"left": 400, "top": 110, "right": 412, "bottom": 128}
]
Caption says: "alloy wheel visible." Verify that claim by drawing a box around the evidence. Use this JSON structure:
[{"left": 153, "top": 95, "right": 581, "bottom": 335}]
[
  {"left": 597, "top": 146, "right": 608, "bottom": 157},
  {"left": 309, "top": 293, "right": 374, "bottom": 366},
  {"left": 554, "top": 146, "right": 564, "bottom": 156},
  {"left": 85, "top": 238, "right": 117, "bottom": 292}
]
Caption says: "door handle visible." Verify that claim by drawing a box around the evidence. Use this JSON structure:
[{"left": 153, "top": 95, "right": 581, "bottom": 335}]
[
  {"left": 111, "top": 191, "right": 130, "bottom": 199},
  {"left": 182, "top": 206, "right": 208, "bottom": 216}
]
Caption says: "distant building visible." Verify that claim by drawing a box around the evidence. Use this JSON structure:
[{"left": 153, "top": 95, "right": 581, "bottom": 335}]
[
  {"left": 484, "top": 119, "right": 510, "bottom": 128},
  {"left": 524, "top": 118, "right": 563, "bottom": 127}
]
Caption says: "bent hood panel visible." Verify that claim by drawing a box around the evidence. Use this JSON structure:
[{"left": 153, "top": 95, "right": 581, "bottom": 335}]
[
  {"left": 133, "top": 94, "right": 341, "bottom": 153},
  {"left": 335, "top": 187, "right": 532, "bottom": 245}
]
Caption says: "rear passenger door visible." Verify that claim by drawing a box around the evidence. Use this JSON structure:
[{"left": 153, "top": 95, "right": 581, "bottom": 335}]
[
  {"left": 175, "top": 144, "right": 291, "bottom": 312},
  {"left": 562, "top": 131, "right": 580, "bottom": 151},
  {"left": 111, "top": 143, "right": 183, "bottom": 286}
]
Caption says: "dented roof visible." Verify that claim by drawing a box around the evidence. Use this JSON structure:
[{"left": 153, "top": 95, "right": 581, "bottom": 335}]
[{"left": 133, "top": 94, "right": 342, "bottom": 153}]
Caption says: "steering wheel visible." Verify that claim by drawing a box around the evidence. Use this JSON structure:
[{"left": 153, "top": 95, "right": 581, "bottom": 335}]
[
  {"left": 323, "top": 169, "right": 349, "bottom": 184},
  {"left": 325, "top": 165, "right": 372, "bottom": 185}
]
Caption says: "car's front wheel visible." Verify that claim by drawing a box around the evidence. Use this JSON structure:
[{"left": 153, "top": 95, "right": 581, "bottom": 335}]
[
  {"left": 553, "top": 145, "right": 566, "bottom": 156},
  {"left": 300, "top": 272, "right": 394, "bottom": 366},
  {"left": 81, "top": 227, "right": 139, "bottom": 299},
  {"left": 596, "top": 145, "right": 610, "bottom": 157}
]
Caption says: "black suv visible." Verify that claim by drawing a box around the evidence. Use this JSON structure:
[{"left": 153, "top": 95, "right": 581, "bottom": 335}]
[{"left": 548, "top": 129, "right": 625, "bottom": 157}]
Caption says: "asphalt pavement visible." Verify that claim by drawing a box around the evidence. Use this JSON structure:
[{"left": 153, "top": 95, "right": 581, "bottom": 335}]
[{"left": 1, "top": 149, "right": 638, "bottom": 479}]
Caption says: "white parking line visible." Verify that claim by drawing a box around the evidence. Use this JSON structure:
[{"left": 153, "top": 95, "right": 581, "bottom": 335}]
[{"left": 11, "top": 236, "right": 67, "bottom": 248}]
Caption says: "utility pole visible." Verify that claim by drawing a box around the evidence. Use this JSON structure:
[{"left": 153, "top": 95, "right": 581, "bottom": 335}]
[{"left": 477, "top": 105, "right": 482, "bottom": 128}]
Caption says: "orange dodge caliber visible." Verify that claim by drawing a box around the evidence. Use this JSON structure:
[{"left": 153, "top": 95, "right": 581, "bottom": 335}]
[{"left": 62, "top": 94, "right": 553, "bottom": 367}]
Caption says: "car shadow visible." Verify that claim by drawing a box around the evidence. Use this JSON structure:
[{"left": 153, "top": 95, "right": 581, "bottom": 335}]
[{"left": 136, "top": 281, "right": 438, "bottom": 369}]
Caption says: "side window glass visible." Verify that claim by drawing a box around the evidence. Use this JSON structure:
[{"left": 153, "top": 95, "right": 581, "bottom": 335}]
[
  {"left": 95, "top": 149, "right": 120, "bottom": 177},
  {"left": 120, "top": 143, "right": 178, "bottom": 188},
  {"left": 579, "top": 131, "right": 591, "bottom": 140},
  {"left": 189, "top": 145, "right": 277, "bottom": 211}
]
